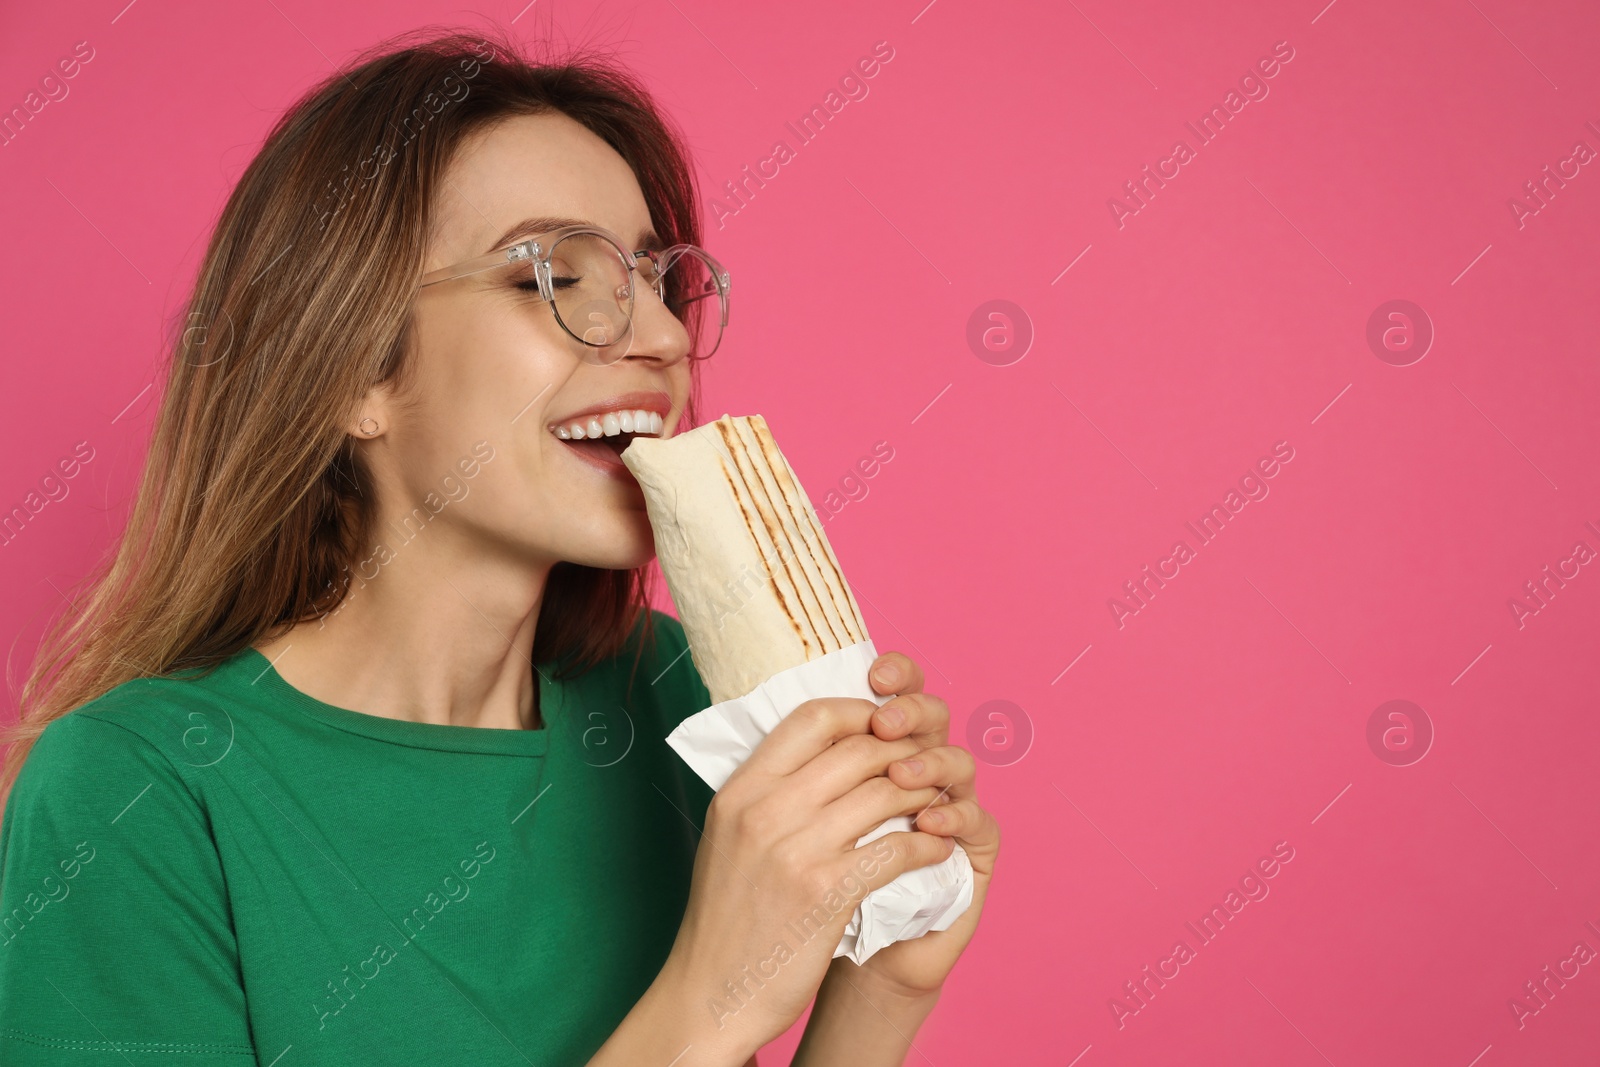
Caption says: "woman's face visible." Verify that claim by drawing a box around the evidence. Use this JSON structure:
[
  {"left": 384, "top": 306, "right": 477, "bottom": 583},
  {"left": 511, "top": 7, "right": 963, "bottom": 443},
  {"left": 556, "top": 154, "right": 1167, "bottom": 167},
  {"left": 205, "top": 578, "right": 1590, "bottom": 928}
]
[{"left": 390, "top": 111, "right": 694, "bottom": 574}]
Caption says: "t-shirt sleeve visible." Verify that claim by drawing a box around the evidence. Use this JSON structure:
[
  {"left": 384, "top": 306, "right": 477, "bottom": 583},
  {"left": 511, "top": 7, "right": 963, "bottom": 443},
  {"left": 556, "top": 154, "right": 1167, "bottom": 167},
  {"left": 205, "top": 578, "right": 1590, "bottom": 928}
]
[{"left": 0, "top": 711, "right": 256, "bottom": 1064}]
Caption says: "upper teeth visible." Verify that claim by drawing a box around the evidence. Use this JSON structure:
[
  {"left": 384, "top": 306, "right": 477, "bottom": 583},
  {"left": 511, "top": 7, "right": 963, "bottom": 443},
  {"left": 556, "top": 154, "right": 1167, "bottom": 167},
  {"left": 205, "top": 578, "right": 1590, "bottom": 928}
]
[{"left": 554, "top": 409, "right": 664, "bottom": 440}]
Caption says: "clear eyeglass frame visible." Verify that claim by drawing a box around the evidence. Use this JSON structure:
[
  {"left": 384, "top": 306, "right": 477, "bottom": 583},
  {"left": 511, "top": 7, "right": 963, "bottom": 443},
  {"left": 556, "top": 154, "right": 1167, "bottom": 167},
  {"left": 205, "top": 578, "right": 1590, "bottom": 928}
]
[{"left": 415, "top": 223, "right": 731, "bottom": 364}]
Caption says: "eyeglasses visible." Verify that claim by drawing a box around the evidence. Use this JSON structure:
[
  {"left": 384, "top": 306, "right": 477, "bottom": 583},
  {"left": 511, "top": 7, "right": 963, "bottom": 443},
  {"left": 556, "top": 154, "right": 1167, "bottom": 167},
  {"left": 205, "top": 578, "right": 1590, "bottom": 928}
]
[{"left": 416, "top": 224, "right": 730, "bottom": 364}]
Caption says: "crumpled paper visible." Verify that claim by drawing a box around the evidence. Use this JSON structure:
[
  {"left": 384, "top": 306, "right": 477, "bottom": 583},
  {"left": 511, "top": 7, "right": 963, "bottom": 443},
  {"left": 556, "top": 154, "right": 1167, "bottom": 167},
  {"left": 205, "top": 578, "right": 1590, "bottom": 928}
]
[{"left": 666, "top": 639, "right": 975, "bottom": 964}]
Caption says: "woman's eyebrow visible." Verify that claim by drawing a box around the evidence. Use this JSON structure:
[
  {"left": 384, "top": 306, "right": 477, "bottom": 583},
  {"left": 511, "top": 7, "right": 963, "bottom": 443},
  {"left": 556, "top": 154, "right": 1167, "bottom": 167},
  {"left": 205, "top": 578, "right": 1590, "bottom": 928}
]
[{"left": 488, "top": 216, "right": 664, "bottom": 253}]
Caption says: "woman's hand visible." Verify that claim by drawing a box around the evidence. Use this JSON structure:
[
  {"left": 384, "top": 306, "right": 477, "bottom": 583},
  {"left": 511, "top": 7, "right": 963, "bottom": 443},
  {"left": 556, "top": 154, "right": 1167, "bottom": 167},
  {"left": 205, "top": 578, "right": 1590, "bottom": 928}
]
[
  {"left": 655, "top": 682, "right": 959, "bottom": 1063},
  {"left": 830, "top": 651, "right": 1001, "bottom": 1002}
]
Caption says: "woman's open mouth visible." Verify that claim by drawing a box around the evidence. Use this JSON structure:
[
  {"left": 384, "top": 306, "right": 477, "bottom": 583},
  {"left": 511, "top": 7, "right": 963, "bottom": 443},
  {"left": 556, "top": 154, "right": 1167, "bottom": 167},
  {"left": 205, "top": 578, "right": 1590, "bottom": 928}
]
[{"left": 551, "top": 407, "right": 665, "bottom": 476}]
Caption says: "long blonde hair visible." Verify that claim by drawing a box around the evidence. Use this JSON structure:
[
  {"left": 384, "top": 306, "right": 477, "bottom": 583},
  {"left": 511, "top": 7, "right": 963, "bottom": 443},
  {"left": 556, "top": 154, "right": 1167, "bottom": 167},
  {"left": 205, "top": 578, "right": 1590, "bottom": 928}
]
[{"left": 1, "top": 27, "right": 706, "bottom": 811}]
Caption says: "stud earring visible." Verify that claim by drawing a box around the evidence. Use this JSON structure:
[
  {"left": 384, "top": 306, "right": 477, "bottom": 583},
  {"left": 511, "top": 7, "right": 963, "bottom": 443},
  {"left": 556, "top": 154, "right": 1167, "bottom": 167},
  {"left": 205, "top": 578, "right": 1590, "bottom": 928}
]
[{"left": 359, "top": 417, "right": 379, "bottom": 436}]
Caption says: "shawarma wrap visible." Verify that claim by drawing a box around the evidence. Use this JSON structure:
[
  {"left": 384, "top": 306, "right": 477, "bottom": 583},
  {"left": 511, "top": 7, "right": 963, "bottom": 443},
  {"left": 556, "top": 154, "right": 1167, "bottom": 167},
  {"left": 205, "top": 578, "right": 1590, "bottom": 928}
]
[{"left": 621, "top": 413, "right": 870, "bottom": 704}]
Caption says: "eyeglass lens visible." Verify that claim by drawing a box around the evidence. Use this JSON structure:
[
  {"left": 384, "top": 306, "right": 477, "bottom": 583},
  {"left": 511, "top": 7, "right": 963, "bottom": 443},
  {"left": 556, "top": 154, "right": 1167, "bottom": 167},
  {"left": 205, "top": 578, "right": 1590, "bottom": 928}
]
[{"left": 546, "top": 232, "right": 724, "bottom": 362}]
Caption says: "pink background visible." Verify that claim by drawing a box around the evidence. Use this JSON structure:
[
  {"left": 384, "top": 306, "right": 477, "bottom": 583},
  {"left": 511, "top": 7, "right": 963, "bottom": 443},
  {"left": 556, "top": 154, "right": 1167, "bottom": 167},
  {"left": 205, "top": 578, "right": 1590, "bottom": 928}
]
[{"left": 4, "top": 0, "right": 1600, "bottom": 1063}]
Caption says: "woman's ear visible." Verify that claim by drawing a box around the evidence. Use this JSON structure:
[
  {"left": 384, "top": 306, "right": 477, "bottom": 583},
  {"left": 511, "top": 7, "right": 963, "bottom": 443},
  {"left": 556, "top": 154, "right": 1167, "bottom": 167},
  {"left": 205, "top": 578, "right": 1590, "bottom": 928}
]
[{"left": 346, "top": 380, "right": 398, "bottom": 440}]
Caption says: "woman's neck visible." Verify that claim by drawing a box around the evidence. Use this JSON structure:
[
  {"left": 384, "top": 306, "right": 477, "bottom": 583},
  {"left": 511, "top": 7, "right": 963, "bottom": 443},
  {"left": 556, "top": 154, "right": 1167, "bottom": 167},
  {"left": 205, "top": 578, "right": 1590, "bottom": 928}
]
[{"left": 253, "top": 539, "right": 550, "bottom": 731}]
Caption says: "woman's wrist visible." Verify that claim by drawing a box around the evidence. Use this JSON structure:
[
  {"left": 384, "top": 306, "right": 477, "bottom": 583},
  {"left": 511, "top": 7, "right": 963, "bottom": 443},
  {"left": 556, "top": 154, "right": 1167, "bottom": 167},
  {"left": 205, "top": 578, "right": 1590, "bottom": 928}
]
[
  {"left": 588, "top": 953, "right": 759, "bottom": 1067},
  {"left": 791, "top": 961, "right": 942, "bottom": 1066}
]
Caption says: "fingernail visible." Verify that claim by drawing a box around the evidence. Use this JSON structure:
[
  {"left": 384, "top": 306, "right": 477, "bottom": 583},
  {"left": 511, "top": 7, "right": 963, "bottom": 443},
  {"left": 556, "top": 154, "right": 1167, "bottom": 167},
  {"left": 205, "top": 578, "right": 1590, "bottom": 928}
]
[
  {"left": 871, "top": 664, "right": 897, "bottom": 687},
  {"left": 877, "top": 705, "right": 905, "bottom": 730},
  {"left": 896, "top": 758, "right": 923, "bottom": 775},
  {"left": 922, "top": 808, "right": 944, "bottom": 826}
]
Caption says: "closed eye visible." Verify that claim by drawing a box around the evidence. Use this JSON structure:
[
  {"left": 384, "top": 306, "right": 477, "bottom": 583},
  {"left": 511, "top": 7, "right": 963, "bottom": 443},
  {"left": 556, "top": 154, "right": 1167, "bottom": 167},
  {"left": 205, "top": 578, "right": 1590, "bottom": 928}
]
[{"left": 514, "top": 276, "right": 581, "bottom": 296}]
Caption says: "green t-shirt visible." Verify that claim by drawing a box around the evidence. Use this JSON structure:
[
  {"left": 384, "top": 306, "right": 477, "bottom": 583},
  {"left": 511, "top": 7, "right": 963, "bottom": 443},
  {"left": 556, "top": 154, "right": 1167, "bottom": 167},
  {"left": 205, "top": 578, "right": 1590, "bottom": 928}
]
[{"left": 0, "top": 610, "right": 715, "bottom": 1066}]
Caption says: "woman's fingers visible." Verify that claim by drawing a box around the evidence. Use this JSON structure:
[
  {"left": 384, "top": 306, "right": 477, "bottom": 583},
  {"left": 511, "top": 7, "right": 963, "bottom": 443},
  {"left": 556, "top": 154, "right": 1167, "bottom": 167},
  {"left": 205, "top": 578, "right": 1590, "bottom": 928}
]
[
  {"left": 869, "top": 689, "right": 951, "bottom": 747},
  {"left": 738, "top": 654, "right": 949, "bottom": 782},
  {"left": 780, "top": 734, "right": 979, "bottom": 835},
  {"left": 886, "top": 743, "right": 976, "bottom": 802},
  {"left": 914, "top": 797, "right": 987, "bottom": 838},
  {"left": 868, "top": 650, "right": 925, "bottom": 697},
  {"left": 788, "top": 731, "right": 924, "bottom": 805},
  {"left": 741, "top": 695, "right": 882, "bottom": 779},
  {"left": 817, "top": 775, "right": 947, "bottom": 849},
  {"left": 916, "top": 798, "right": 1001, "bottom": 871},
  {"left": 845, "top": 829, "right": 957, "bottom": 894}
]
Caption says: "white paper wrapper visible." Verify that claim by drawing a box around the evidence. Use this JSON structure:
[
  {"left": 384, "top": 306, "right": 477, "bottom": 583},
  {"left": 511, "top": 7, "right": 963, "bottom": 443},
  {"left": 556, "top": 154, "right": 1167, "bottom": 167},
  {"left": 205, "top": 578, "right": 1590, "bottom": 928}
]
[{"left": 666, "top": 638, "right": 975, "bottom": 965}]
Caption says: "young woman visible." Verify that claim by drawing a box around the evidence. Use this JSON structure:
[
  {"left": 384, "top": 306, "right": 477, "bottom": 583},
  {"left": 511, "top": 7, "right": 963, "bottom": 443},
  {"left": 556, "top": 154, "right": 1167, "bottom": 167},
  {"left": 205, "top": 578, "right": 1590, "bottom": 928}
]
[{"left": 0, "top": 29, "right": 998, "bottom": 1066}]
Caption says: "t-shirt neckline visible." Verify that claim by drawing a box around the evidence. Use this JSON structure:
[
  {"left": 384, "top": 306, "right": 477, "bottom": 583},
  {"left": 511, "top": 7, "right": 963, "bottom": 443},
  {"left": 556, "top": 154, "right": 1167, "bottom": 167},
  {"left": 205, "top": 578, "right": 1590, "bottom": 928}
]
[{"left": 237, "top": 647, "right": 552, "bottom": 758}]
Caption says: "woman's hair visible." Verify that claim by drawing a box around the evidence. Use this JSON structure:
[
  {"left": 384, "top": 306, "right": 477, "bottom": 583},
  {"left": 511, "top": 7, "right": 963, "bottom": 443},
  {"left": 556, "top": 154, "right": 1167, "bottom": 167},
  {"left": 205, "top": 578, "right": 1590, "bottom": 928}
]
[{"left": 1, "top": 26, "right": 706, "bottom": 806}]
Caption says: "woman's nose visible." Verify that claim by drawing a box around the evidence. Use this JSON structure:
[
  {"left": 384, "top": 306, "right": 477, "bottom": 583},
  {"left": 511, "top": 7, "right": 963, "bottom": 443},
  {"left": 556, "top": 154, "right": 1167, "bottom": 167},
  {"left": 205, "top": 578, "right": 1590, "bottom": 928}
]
[{"left": 616, "top": 276, "right": 691, "bottom": 366}]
